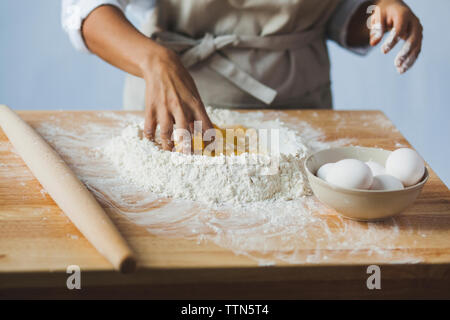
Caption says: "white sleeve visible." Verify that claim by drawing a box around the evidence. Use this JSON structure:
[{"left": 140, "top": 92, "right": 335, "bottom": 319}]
[{"left": 61, "top": 0, "right": 129, "bottom": 53}]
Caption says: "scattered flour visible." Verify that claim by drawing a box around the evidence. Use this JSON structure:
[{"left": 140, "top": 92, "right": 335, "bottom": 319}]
[
  {"left": 67, "top": 233, "right": 79, "bottom": 240},
  {"left": 40, "top": 188, "right": 48, "bottom": 198}
]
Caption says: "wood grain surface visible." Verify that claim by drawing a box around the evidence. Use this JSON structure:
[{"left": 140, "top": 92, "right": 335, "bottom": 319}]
[{"left": 0, "top": 110, "right": 449, "bottom": 299}]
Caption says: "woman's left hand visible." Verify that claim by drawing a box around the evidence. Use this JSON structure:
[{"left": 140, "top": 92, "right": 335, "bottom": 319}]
[{"left": 369, "top": 0, "right": 423, "bottom": 74}]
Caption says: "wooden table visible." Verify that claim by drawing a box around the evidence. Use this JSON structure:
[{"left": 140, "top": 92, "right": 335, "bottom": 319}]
[{"left": 0, "top": 110, "right": 449, "bottom": 299}]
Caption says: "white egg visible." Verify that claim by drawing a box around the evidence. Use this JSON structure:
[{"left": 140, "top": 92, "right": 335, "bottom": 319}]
[
  {"left": 365, "top": 161, "right": 386, "bottom": 177},
  {"left": 326, "top": 159, "right": 373, "bottom": 190},
  {"left": 370, "top": 174, "right": 404, "bottom": 191},
  {"left": 385, "top": 148, "right": 425, "bottom": 187},
  {"left": 316, "top": 163, "right": 334, "bottom": 181}
]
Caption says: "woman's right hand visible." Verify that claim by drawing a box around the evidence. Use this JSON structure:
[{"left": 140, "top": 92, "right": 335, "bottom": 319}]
[
  {"left": 141, "top": 47, "right": 214, "bottom": 151},
  {"left": 82, "top": 5, "right": 213, "bottom": 151}
]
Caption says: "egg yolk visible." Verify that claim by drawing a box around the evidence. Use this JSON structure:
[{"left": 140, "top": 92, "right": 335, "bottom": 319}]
[{"left": 176, "top": 124, "right": 254, "bottom": 156}]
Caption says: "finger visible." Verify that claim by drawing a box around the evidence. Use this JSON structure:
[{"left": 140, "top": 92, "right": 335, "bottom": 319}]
[
  {"left": 192, "top": 99, "right": 214, "bottom": 132},
  {"left": 381, "top": 27, "right": 400, "bottom": 54},
  {"left": 370, "top": 23, "right": 384, "bottom": 46},
  {"left": 171, "top": 103, "right": 193, "bottom": 132},
  {"left": 370, "top": 11, "right": 385, "bottom": 46},
  {"left": 196, "top": 111, "right": 214, "bottom": 133},
  {"left": 382, "top": 12, "right": 409, "bottom": 54},
  {"left": 172, "top": 106, "right": 194, "bottom": 154},
  {"left": 144, "top": 108, "right": 157, "bottom": 140},
  {"left": 190, "top": 98, "right": 215, "bottom": 152},
  {"left": 189, "top": 121, "right": 195, "bottom": 134},
  {"left": 158, "top": 112, "right": 174, "bottom": 151},
  {"left": 171, "top": 73, "right": 209, "bottom": 133},
  {"left": 396, "top": 41, "right": 420, "bottom": 74},
  {"left": 397, "top": 48, "right": 419, "bottom": 74},
  {"left": 395, "top": 22, "right": 422, "bottom": 69}
]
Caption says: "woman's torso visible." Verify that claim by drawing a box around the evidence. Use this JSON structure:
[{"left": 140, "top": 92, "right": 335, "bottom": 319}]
[{"left": 124, "top": 0, "right": 340, "bottom": 110}]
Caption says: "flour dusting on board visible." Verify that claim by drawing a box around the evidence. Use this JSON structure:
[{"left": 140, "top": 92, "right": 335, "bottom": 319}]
[{"left": 31, "top": 109, "right": 427, "bottom": 265}]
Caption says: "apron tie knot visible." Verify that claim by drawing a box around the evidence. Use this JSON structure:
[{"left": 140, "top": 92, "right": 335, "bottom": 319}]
[
  {"left": 151, "top": 29, "right": 324, "bottom": 105},
  {"left": 181, "top": 33, "right": 239, "bottom": 68}
]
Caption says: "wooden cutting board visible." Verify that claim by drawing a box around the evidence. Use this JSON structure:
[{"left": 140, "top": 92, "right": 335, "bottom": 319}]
[{"left": 0, "top": 110, "right": 449, "bottom": 299}]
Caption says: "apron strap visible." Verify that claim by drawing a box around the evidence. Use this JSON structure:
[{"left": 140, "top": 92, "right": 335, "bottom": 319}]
[{"left": 152, "top": 29, "right": 324, "bottom": 105}]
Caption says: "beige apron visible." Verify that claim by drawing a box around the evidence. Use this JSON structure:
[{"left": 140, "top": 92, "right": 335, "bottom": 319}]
[{"left": 123, "top": 0, "right": 340, "bottom": 110}]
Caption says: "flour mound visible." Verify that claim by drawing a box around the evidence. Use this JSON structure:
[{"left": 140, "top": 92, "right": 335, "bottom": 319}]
[{"left": 101, "top": 107, "right": 312, "bottom": 204}]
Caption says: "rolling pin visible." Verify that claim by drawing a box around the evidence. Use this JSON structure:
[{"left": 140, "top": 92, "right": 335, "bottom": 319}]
[{"left": 0, "top": 105, "right": 136, "bottom": 273}]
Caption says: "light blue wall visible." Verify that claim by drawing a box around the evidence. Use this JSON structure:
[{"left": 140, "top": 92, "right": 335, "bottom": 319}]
[
  {"left": 0, "top": 0, "right": 124, "bottom": 109},
  {"left": 0, "top": 1, "right": 448, "bottom": 186}
]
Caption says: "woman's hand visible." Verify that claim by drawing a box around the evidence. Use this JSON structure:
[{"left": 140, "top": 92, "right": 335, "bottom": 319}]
[
  {"left": 369, "top": 0, "right": 423, "bottom": 74},
  {"left": 141, "top": 48, "right": 213, "bottom": 150},
  {"left": 82, "top": 5, "right": 213, "bottom": 151}
]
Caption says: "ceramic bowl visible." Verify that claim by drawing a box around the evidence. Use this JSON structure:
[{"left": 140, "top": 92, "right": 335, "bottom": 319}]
[{"left": 304, "top": 147, "right": 428, "bottom": 221}]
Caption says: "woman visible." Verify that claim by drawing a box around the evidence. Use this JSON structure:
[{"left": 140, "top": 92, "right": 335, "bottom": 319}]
[{"left": 62, "top": 0, "right": 422, "bottom": 150}]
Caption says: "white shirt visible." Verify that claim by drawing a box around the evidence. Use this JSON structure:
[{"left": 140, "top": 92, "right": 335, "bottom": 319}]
[
  {"left": 61, "top": 0, "right": 154, "bottom": 53},
  {"left": 61, "top": 0, "right": 369, "bottom": 54}
]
